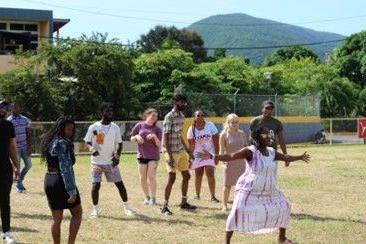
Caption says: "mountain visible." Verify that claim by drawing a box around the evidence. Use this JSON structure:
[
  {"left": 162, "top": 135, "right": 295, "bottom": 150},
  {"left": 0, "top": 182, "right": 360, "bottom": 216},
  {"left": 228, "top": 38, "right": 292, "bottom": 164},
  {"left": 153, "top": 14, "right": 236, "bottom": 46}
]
[{"left": 187, "top": 13, "right": 345, "bottom": 64}]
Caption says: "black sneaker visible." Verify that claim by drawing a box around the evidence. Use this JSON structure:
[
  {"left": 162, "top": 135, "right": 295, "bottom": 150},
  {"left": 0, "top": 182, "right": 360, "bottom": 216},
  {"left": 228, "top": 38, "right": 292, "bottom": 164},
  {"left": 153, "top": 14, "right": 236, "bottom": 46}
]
[
  {"left": 211, "top": 197, "right": 220, "bottom": 203},
  {"left": 160, "top": 206, "right": 173, "bottom": 216},
  {"left": 179, "top": 202, "right": 197, "bottom": 210}
]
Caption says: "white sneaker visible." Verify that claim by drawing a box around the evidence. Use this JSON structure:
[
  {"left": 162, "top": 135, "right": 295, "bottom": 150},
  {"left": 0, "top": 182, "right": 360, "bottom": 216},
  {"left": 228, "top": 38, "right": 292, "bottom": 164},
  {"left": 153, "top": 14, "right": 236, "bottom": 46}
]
[
  {"left": 123, "top": 205, "right": 136, "bottom": 216},
  {"left": 2, "top": 232, "right": 16, "bottom": 244},
  {"left": 149, "top": 198, "right": 156, "bottom": 206},
  {"left": 143, "top": 198, "right": 150, "bottom": 205},
  {"left": 90, "top": 206, "right": 100, "bottom": 219}
]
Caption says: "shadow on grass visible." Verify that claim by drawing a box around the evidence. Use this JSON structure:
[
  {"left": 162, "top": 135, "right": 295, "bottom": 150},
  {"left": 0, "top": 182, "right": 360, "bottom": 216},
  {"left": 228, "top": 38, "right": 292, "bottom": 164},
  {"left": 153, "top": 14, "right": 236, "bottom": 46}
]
[
  {"left": 13, "top": 212, "right": 52, "bottom": 220},
  {"left": 98, "top": 213, "right": 195, "bottom": 225},
  {"left": 12, "top": 226, "right": 39, "bottom": 233},
  {"left": 292, "top": 213, "right": 366, "bottom": 224}
]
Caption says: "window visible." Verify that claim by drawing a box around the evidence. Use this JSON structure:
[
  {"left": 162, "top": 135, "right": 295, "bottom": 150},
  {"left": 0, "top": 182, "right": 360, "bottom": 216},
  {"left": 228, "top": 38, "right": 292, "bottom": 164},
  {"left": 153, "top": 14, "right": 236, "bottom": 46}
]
[
  {"left": 25, "top": 24, "right": 37, "bottom": 32},
  {"left": 0, "top": 23, "right": 6, "bottom": 30},
  {"left": 10, "top": 23, "right": 24, "bottom": 31}
]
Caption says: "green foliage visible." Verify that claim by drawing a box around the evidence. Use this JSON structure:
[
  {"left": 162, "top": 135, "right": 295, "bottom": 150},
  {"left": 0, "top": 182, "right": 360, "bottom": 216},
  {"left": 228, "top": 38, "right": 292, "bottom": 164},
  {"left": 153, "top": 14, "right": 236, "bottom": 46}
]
[
  {"left": 255, "top": 58, "right": 360, "bottom": 117},
  {"left": 188, "top": 13, "right": 344, "bottom": 64},
  {"left": 0, "top": 69, "right": 61, "bottom": 120},
  {"left": 1, "top": 31, "right": 364, "bottom": 120},
  {"left": 357, "top": 89, "right": 366, "bottom": 117},
  {"left": 137, "top": 25, "right": 207, "bottom": 63},
  {"left": 133, "top": 49, "right": 195, "bottom": 104},
  {"left": 329, "top": 31, "right": 366, "bottom": 86},
  {"left": 213, "top": 48, "right": 226, "bottom": 59},
  {"left": 57, "top": 38, "right": 134, "bottom": 120},
  {"left": 263, "top": 46, "right": 319, "bottom": 66}
]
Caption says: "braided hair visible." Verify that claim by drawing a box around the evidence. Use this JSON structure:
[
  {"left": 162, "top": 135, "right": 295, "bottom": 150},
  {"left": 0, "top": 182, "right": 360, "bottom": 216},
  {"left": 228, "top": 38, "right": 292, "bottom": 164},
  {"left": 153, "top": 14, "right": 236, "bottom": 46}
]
[{"left": 40, "top": 117, "right": 76, "bottom": 161}]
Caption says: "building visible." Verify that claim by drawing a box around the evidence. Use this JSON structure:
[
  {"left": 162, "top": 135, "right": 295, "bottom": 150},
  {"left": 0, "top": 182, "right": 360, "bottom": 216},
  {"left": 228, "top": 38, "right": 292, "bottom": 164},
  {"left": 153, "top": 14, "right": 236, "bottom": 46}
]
[{"left": 0, "top": 7, "right": 69, "bottom": 73}]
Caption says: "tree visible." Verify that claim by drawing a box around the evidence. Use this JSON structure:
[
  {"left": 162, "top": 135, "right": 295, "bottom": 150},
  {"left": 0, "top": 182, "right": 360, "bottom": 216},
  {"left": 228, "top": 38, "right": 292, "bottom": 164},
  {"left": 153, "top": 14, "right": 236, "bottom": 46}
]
[
  {"left": 264, "top": 46, "right": 319, "bottom": 66},
  {"left": 133, "top": 49, "right": 195, "bottom": 105},
  {"left": 213, "top": 48, "right": 226, "bottom": 60},
  {"left": 357, "top": 89, "right": 366, "bottom": 117},
  {"left": 329, "top": 31, "right": 366, "bottom": 86},
  {"left": 137, "top": 25, "right": 207, "bottom": 63},
  {"left": 55, "top": 33, "right": 136, "bottom": 120},
  {"left": 0, "top": 69, "right": 62, "bottom": 120}
]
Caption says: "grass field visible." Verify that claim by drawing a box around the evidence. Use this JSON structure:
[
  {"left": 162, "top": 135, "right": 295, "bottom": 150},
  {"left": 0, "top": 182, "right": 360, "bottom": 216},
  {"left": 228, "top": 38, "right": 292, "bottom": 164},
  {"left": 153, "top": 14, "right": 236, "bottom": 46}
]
[{"left": 8, "top": 145, "right": 366, "bottom": 244}]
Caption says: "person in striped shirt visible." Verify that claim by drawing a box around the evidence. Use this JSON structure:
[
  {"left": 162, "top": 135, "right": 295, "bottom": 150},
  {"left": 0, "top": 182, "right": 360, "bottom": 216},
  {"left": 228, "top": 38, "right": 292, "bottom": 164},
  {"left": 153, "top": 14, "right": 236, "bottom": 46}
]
[{"left": 7, "top": 103, "right": 32, "bottom": 193}]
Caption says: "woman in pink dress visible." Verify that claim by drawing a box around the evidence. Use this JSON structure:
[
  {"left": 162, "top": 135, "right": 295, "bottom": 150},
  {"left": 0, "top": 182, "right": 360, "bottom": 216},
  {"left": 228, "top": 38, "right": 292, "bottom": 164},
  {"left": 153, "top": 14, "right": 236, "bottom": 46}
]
[
  {"left": 187, "top": 110, "right": 220, "bottom": 202},
  {"left": 200, "top": 127, "right": 310, "bottom": 244}
]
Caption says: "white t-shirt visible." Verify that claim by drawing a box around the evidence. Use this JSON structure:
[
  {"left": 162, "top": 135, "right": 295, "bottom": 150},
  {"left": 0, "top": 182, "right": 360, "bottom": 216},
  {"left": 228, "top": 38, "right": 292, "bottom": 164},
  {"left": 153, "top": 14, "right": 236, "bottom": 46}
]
[
  {"left": 84, "top": 121, "right": 122, "bottom": 165},
  {"left": 187, "top": 121, "right": 218, "bottom": 157}
]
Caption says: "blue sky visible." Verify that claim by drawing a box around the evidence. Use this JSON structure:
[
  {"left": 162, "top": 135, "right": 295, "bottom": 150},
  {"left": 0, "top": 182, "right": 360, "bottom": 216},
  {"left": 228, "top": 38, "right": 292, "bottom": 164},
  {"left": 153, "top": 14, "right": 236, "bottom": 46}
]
[{"left": 1, "top": 0, "right": 366, "bottom": 43}]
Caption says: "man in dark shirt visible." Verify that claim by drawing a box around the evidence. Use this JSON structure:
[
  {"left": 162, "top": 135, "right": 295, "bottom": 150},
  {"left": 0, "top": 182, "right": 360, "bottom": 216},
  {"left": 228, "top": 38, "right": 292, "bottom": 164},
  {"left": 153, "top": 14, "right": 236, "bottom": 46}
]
[
  {"left": 250, "top": 100, "right": 287, "bottom": 156},
  {"left": 0, "top": 100, "right": 19, "bottom": 244}
]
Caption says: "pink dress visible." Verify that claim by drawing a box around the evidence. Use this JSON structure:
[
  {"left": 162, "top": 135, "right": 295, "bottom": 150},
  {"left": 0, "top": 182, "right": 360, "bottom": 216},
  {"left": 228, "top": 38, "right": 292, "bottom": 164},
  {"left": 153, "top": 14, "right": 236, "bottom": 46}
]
[
  {"left": 226, "top": 145, "right": 291, "bottom": 234},
  {"left": 187, "top": 122, "right": 218, "bottom": 170}
]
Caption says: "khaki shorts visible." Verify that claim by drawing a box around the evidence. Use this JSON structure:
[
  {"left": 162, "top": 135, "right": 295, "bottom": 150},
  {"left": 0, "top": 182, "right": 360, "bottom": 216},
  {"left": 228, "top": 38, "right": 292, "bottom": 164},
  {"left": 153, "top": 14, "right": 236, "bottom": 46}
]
[{"left": 164, "top": 152, "right": 189, "bottom": 173}]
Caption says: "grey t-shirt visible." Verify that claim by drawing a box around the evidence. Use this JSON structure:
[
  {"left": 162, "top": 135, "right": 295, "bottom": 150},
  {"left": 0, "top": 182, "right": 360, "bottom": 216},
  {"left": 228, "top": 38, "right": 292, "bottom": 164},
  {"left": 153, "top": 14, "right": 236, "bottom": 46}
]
[{"left": 250, "top": 116, "right": 283, "bottom": 149}]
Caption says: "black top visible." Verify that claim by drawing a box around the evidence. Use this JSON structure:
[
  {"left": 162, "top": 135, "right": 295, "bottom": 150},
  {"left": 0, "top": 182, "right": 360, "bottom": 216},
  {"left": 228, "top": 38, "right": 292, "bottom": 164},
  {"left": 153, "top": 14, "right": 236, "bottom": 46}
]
[{"left": 0, "top": 119, "right": 15, "bottom": 172}]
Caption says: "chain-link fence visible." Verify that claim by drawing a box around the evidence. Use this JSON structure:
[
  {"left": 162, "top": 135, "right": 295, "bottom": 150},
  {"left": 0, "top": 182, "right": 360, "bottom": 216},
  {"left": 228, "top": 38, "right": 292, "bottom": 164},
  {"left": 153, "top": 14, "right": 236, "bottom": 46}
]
[
  {"left": 321, "top": 118, "right": 366, "bottom": 145},
  {"left": 148, "top": 93, "right": 320, "bottom": 118}
]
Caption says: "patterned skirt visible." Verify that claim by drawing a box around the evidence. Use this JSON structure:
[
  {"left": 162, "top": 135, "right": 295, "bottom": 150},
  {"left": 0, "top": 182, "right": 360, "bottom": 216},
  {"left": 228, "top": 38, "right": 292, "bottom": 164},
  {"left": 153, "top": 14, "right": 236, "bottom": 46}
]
[{"left": 226, "top": 190, "right": 291, "bottom": 233}]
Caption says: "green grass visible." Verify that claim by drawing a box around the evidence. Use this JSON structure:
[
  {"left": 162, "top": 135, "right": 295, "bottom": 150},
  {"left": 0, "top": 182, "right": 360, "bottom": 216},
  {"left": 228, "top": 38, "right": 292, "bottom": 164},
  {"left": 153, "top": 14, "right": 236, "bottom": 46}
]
[{"left": 9, "top": 145, "right": 366, "bottom": 243}]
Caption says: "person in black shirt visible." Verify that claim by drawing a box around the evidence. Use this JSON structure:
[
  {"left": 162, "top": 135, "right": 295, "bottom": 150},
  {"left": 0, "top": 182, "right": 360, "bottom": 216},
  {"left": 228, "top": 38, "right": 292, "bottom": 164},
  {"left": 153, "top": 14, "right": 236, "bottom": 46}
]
[{"left": 0, "top": 100, "right": 20, "bottom": 244}]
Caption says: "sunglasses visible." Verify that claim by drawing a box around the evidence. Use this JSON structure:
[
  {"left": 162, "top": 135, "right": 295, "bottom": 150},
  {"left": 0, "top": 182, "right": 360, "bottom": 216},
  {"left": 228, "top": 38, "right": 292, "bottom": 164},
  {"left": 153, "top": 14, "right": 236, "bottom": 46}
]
[{"left": 196, "top": 114, "right": 204, "bottom": 117}]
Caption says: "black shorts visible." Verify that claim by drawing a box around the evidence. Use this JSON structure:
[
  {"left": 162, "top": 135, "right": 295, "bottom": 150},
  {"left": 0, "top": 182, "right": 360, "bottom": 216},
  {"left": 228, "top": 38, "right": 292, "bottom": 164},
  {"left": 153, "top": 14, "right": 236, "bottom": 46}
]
[
  {"left": 137, "top": 158, "right": 156, "bottom": 164},
  {"left": 44, "top": 173, "right": 81, "bottom": 210}
]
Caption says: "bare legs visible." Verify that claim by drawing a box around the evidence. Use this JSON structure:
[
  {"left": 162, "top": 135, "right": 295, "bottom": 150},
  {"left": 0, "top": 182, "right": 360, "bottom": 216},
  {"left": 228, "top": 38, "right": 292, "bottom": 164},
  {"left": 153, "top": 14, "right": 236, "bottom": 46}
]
[
  {"left": 147, "top": 162, "right": 158, "bottom": 199},
  {"left": 164, "top": 172, "right": 176, "bottom": 203},
  {"left": 194, "top": 166, "right": 217, "bottom": 199},
  {"left": 194, "top": 167, "right": 204, "bottom": 198},
  {"left": 50, "top": 204, "right": 82, "bottom": 244},
  {"left": 225, "top": 228, "right": 291, "bottom": 244},
  {"left": 51, "top": 210, "right": 62, "bottom": 244},
  {"left": 223, "top": 186, "right": 231, "bottom": 210},
  {"left": 138, "top": 161, "right": 158, "bottom": 199},
  {"left": 138, "top": 164, "right": 149, "bottom": 198},
  {"left": 225, "top": 231, "right": 233, "bottom": 244},
  {"left": 205, "top": 166, "right": 216, "bottom": 199},
  {"left": 181, "top": 171, "right": 190, "bottom": 204},
  {"left": 68, "top": 205, "right": 82, "bottom": 244}
]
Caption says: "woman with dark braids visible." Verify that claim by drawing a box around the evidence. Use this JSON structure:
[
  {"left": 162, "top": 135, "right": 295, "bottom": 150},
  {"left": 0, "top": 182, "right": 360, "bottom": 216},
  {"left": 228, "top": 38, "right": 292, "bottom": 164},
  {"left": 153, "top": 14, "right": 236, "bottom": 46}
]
[
  {"left": 41, "top": 117, "right": 82, "bottom": 244},
  {"left": 198, "top": 127, "right": 310, "bottom": 244},
  {"left": 187, "top": 110, "right": 220, "bottom": 202}
]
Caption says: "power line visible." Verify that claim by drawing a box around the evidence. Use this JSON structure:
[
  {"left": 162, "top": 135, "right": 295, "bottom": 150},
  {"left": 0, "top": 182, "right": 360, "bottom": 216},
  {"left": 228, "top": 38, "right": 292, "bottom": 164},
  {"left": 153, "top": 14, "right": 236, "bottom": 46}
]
[
  {"left": 36, "top": 35, "right": 344, "bottom": 50},
  {"left": 20, "top": 0, "right": 366, "bottom": 28}
]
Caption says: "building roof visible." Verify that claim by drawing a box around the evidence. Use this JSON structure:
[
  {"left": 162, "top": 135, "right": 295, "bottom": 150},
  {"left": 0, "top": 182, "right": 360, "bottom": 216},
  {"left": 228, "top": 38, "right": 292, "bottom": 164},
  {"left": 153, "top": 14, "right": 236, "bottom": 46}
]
[
  {"left": 53, "top": 18, "right": 70, "bottom": 33},
  {"left": 0, "top": 7, "right": 53, "bottom": 21},
  {"left": 0, "top": 7, "right": 70, "bottom": 33}
]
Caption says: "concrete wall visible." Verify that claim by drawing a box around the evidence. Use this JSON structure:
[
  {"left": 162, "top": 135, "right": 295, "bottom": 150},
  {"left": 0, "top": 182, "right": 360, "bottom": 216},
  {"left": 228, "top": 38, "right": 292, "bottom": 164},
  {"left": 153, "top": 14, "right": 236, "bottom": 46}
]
[{"left": 31, "top": 117, "right": 320, "bottom": 154}]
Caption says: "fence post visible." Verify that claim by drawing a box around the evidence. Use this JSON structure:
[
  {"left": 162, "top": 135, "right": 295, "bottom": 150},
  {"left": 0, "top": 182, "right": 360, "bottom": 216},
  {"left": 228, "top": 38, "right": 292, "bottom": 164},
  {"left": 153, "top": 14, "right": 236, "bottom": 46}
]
[
  {"left": 329, "top": 118, "right": 333, "bottom": 145},
  {"left": 233, "top": 89, "right": 239, "bottom": 114},
  {"left": 274, "top": 93, "right": 278, "bottom": 117}
]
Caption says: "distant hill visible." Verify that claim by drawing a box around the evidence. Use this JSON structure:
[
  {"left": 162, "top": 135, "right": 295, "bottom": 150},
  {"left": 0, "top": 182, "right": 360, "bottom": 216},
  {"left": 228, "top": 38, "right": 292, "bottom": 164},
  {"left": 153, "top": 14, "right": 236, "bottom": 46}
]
[{"left": 187, "top": 13, "right": 345, "bottom": 64}]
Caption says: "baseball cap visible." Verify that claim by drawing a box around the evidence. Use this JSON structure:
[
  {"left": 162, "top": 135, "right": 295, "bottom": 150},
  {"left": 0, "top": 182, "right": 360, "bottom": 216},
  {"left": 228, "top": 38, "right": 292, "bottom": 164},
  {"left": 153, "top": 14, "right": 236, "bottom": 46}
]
[{"left": 262, "top": 100, "right": 275, "bottom": 109}]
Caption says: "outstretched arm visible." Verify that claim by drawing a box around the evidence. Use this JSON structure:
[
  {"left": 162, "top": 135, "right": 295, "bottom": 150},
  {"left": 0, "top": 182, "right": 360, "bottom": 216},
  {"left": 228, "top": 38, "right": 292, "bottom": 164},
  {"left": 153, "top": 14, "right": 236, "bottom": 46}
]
[
  {"left": 214, "top": 147, "right": 252, "bottom": 162},
  {"left": 275, "top": 151, "right": 310, "bottom": 164}
]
